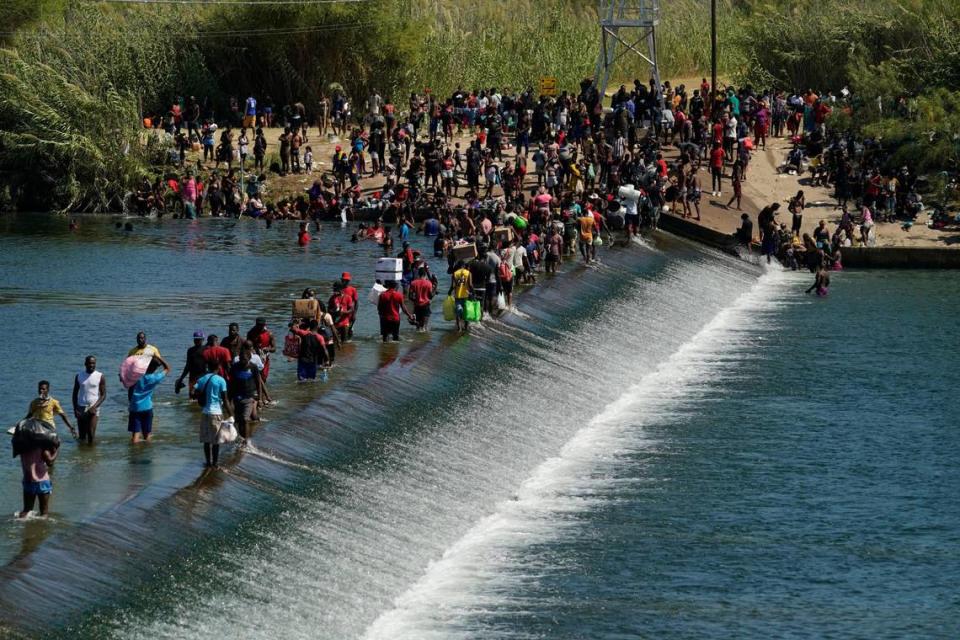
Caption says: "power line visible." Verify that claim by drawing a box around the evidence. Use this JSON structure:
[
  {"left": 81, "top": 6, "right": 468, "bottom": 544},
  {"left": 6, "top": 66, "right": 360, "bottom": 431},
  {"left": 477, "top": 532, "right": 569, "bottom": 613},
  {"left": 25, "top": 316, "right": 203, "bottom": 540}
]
[
  {"left": 186, "top": 21, "right": 372, "bottom": 36},
  {"left": 85, "top": 0, "right": 369, "bottom": 5},
  {"left": 1, "top": 21, "right": 370, "bottom": 39}
]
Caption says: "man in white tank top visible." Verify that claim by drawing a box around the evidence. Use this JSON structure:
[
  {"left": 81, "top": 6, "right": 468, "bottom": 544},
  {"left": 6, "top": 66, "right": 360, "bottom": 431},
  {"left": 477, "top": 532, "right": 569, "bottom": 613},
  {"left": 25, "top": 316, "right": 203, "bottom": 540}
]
[{"left": 72, "top": 356, "right": 106, "bottom": 444}]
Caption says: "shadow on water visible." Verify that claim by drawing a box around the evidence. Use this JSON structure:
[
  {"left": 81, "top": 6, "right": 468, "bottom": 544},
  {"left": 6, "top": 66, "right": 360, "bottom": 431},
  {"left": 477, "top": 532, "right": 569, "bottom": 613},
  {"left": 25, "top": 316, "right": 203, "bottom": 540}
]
[{"left": 0, "top": 214, "right": 761, "bottom": 638}]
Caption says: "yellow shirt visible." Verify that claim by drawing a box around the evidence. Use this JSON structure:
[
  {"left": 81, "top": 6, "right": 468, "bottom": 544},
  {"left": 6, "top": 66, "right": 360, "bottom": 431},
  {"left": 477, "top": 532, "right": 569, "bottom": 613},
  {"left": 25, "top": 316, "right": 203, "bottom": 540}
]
[
  {"left": 128, "top": 344, "right": 161, "bottom": 357},
  {"left": 28, "top": 397, "right": 64, "bottom": 424},
  {"left": 453, "top": 268, "right": 471, "bottom": 299}
]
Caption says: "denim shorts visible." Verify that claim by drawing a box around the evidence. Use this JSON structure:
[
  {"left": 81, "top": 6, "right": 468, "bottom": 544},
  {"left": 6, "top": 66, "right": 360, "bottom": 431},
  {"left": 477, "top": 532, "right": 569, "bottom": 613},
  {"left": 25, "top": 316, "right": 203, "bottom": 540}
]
[
  {"left": 23, "top": 479, "right": 52, "bottom": 495},
  {"left": 128, "top": 410, "right": 154, "bottom": 434},
  {"left": 297, "top": 361, "right": 318, "bottom": 381}
]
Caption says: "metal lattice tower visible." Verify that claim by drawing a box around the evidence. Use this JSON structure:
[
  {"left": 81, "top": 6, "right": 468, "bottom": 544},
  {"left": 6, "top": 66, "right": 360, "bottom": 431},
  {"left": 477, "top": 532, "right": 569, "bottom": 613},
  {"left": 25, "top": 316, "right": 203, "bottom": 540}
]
[{"left": 593, "top": 0, "right": 662, "bottom": 101}]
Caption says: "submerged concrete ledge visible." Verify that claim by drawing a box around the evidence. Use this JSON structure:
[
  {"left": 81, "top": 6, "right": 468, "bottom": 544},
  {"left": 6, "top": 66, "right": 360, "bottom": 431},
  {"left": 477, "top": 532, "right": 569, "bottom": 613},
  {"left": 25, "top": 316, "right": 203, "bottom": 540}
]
[{"left": 657, "top": 213, "right": 739, "bottom": 256}]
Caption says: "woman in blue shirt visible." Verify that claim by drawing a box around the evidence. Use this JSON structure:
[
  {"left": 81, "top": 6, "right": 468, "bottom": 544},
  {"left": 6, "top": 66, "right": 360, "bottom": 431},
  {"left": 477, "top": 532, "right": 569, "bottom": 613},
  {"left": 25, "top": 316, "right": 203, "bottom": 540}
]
[
  {"left": 128, "top": 355, "right": 170, "bottom": 444},
  {"left": 194, "top": 361, "right": 233, "bottom": 468}
]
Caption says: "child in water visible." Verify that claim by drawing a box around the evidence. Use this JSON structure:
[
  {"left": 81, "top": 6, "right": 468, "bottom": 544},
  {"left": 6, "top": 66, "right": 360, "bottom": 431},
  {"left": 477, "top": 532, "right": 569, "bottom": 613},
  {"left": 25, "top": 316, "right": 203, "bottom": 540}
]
[
  {"left": 806, "top": 267, "right": 830, "bottom": 296},
  {"left": 382, "top": 228, "right": 393, "bottom": 254}
]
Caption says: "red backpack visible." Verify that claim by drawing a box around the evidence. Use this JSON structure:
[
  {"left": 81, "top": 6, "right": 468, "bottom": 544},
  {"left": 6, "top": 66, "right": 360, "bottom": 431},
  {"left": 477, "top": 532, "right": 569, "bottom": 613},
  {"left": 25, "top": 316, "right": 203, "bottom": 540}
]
[
  {"left": 283, "top": 333, "right": 301, "bottom": 359},
  {"left": 499, "top": 259, "right": 513, "bottom": 282}
]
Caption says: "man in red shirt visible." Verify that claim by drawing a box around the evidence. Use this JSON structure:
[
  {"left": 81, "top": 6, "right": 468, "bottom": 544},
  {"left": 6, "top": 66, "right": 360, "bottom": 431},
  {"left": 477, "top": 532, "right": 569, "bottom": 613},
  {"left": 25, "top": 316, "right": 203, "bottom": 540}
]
[
  {"left": 377, "top": 280, "right": 414, "bottom": 342},
  {"left": 710, "top": 143, "right": 725, "bottom": 196},
  {"left": 329, "top": 282, "right": 354, "bottom": 344},
  {"left": 674, "top": 109, "right": 688, "bottom": 143},
  {"left": 340, "top": 272, "right": 359, "bottom": 339},
  {"left": 656, "top": 152, "right": 668, "bottom": 178},
  {"left": 202, "top": 335, "right": 233, "bottom": 379},
  {"left": 246, "top": 318, "right": 276, "bottom": 380},
  {"left": 288, "top": 319, "right": 329, "bottom": 380},
  {"left": 407, "top": 268, "right": 435, "bottom": 331},
  {"left": 814, "top": 99, "right": 831, "bottom": 132}
]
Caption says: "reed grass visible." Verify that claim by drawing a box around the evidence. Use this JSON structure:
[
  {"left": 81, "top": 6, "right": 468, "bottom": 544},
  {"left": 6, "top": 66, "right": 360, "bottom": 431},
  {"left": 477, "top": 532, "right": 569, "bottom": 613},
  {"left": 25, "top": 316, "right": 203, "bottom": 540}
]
[{"left": 1, "top": 0, "right": 958, "bottom": 211}]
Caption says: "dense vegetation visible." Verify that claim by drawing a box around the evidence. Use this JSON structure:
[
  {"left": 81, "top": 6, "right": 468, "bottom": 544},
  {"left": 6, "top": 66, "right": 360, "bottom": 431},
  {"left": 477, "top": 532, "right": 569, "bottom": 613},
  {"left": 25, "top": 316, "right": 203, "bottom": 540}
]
[
  {"left": 0, "top": 0, "right": 956, "bottom": 211},
  {"left": 733, "top": 0, "right": 960, "bottom": 175}
]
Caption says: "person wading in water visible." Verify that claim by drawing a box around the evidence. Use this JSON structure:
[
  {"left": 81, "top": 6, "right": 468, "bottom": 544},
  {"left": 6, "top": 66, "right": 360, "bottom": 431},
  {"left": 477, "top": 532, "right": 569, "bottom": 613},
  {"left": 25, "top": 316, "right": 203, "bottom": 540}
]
[{"left": 72, "top": 356, "right": 105, "bottom": 444}]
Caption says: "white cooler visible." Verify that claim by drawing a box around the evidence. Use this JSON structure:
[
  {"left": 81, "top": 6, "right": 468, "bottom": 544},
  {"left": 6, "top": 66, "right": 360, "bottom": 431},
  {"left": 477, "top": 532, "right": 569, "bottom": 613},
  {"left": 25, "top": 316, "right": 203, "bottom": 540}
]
[{"left": 375, "top": 257, "right": 403, "bottom": 283}]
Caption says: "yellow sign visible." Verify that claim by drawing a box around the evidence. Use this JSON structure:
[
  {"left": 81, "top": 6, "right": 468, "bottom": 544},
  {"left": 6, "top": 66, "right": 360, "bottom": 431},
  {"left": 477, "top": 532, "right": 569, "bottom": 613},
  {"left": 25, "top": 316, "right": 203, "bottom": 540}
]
[{"left": 539, "top": 76, "right": 558, "bottom": 97}]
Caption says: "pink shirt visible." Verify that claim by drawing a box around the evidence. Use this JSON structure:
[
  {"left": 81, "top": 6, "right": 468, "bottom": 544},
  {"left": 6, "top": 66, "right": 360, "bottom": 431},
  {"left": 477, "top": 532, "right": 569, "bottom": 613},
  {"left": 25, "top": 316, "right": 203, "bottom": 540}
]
[
  {"left": 183, "top": 178, "right": 197, "bottom": 201},
  {"left": 20, "top": 448, "right": 49, "bottom": 483}
]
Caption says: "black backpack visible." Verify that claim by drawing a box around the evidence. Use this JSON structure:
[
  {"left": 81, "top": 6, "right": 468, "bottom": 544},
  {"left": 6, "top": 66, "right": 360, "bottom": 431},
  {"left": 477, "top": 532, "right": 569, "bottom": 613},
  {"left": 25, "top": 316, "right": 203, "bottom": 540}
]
[{"left": 196, "top": 376, "right": 212, "bottom": 408}]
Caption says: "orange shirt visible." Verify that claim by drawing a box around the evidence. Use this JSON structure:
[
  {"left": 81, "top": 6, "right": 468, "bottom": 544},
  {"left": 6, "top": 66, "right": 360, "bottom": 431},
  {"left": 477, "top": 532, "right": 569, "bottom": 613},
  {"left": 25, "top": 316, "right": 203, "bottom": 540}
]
[{"left": 578, "top": 216, "right": 595, "bottom": 242}]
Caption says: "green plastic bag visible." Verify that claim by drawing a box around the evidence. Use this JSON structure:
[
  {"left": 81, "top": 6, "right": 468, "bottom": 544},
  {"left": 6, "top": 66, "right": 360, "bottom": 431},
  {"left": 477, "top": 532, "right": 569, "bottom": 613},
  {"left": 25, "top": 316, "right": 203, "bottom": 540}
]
[
  {"left": 443, "top": 295, "right": 456, "bottom": 321},
  {"left": 464, "top": 299, "right": 482, "bottom": 323}
]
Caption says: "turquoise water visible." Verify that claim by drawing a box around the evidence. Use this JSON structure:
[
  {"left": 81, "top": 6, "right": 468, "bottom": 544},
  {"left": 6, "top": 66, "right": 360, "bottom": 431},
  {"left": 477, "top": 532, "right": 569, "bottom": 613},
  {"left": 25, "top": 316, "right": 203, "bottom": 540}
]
[
  {"left": 0, "top": 214, "right": 442, "bottom": 566},
  {"left": 368, "top": 270, "right": 960, "bottom": 640},
  {"left": 0, "top": 215, "right": 957, "bottom": 639}
]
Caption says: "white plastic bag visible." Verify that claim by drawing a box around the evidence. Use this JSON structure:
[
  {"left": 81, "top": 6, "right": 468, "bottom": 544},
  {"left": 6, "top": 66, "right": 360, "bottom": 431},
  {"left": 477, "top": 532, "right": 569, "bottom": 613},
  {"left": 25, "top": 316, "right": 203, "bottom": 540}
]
[
  {"left": 496, "top": 292, "right": 507, "bottom": 311},
  {"left": 217, "top": 417, "right": 238, "bottom": 444},
  {"left": 368, "top": 283, "right": 387, "bottom": 303}
]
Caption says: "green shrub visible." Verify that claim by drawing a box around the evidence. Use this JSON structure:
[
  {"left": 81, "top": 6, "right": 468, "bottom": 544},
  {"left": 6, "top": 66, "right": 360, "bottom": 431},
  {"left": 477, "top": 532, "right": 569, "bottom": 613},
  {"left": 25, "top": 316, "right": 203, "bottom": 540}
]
[
  {"left": 0, "top": 5, "right": 206, "bottom": 211},
  {"left": 3, "top": 0, "right": 960, "bottom": 211},
  {"left": 863, "top": 88, "right": 960, "bottom": 173}
]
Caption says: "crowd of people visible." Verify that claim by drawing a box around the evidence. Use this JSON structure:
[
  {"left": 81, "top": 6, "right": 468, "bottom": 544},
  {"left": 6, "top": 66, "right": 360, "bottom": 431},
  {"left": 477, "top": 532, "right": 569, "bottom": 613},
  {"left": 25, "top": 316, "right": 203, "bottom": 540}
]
[
  {"left": 9, "top": 227, "right": 567, "bottom": 519},
  {"left": 13, "top": 325, "right": 281, "bottom": 516},
  {"left": 134, "top": 77, "right": 931, "bottom": 268},
  {"left": 22, "top": 71, "right": 941, "bottom": 517}
]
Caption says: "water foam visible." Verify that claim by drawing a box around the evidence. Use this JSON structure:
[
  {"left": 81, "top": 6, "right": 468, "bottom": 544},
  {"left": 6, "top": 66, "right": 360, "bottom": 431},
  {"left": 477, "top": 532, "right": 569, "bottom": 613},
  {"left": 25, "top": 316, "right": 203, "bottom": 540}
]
[
  {"left": 88, "top": 252, "right": 772, "bottom": 640},
  {"left": 243, "top": 442, "right": 323, "bottom": 472},
  {"left": 363, "top": 267, "right": 796, "bottom": 639}
]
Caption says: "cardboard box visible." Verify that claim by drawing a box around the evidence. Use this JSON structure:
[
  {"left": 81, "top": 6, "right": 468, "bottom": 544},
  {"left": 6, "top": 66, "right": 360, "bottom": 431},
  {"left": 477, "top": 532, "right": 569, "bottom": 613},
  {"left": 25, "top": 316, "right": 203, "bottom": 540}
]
[
  {"left": 451, "top": 243, "right": 478, "bottom": 262},
  {"left": 292, "top": 299, "right": 319, "bottom": 319},
  {"left": 493, "top": 226, "right": 514, "bottom": 244}
]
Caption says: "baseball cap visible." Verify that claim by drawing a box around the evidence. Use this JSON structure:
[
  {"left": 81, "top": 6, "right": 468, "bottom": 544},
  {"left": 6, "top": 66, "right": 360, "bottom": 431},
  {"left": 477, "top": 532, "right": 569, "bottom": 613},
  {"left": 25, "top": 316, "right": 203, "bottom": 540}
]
[
  {"left": 341, "top": 272, "right": 352, "bottom": 281},
  {"left": 255, "top": 317, "right": 266, "bottom": 325},
  {"left": 193, "top": 330, "right": 205, "bottom": 339}
]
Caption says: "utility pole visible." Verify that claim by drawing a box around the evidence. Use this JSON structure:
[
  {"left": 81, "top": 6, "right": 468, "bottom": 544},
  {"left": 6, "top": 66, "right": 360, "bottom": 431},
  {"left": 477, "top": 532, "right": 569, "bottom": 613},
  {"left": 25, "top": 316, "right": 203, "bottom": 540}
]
[{"left": 710, "top": 0, "right": 718, "bottom": 97}]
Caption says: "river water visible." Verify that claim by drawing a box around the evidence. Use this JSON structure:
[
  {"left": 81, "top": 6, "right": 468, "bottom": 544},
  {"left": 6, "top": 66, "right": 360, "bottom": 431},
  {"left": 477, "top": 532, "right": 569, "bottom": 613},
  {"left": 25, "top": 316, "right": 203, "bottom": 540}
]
[{"left": 0, "top": 215, "right": 957, "bottom": 639}]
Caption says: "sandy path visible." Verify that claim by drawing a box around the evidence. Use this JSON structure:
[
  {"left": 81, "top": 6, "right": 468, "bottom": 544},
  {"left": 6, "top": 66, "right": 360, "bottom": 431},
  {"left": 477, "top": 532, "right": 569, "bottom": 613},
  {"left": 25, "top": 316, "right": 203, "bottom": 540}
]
[{"left": 661, "top": 134, "right": 960, "bottom": 248}]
